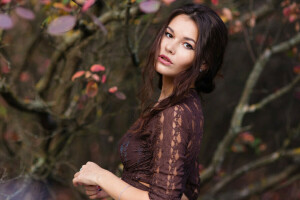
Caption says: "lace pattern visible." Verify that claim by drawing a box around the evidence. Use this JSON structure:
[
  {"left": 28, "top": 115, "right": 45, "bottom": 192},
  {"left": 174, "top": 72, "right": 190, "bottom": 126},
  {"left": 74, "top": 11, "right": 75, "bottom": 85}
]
[{"left": 118, "top": 89, "right": 203, "bottom": 200}]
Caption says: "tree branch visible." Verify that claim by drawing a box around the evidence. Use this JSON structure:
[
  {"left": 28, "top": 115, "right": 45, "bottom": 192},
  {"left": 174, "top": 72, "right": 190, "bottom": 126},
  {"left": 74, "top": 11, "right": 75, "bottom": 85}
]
[
  {"left": 35, "top": 5, "right": 140, "bottom": 96},
  {"left": 135, "top": 12, "right": 156, "bottom": 53},
  {"left": 238, "top": 0, "right": 280, "bottom": 26},
  {"left": 216, "top": 164, "right": 300, "bottom": 200},
  {"left": 0, "top": 122, "right": 14, "bottom": 157},
  {"left": 35, "top": 31, "right": 84, "bottom": 97},
  {"left": 0, "top": 78, "right": 61, "bottom": 131},
  {"left": 271, "top": 172, "right": 300, "bottom": 191},
  {"left": 210, "top": 147, "right": 300, "bottom": 194},
  {"left": 124, "top": 0, "right": 139, "bottom": 67},
  {"left": 200, "top": 32, "right": 300, "bottom": 183},
  {"left": 0, "top": 79, "right": 52, "bottom": 115},
  {"left": 10, "top": 31, "right": 43, "bottom": 86},
  {"left": 245, "top": 74, "right": 300, "bottom": 113},
  {"left": 242, "top": 26, "right": 256, "bottom": 63}
]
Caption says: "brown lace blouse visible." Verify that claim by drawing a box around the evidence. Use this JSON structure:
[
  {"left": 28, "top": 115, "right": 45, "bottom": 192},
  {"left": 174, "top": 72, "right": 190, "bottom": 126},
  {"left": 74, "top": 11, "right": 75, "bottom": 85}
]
[{"left": 118, "top": 89, "right": 204, "bottom": 200}]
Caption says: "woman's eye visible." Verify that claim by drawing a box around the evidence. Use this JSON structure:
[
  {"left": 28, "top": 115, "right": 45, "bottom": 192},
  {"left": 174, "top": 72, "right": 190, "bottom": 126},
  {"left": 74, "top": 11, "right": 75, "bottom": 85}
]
[
  {"left": 184, "top": 43, "right": 193, "bottom": 50},
  {"left": 165, "top": 32, "right": 172, "bottom": 38}
]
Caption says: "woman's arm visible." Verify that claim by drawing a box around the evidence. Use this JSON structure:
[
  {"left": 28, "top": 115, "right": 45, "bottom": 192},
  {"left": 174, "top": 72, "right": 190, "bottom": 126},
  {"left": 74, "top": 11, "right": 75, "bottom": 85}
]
[
  {"left": 97, "top": 169, "right": 150, "bottom": 200},
  {"left": 73, "top": 161, "right": 150, "bottom": 200}
]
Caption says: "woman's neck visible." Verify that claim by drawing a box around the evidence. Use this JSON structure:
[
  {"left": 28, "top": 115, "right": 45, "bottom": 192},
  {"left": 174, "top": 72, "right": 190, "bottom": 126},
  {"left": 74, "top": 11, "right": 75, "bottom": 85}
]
[
  {"left": 158, "top": 75, "right": 195, "bottom": 102},
  {"left": 158, "top": 76, "right": 174, "bottom": 101}
]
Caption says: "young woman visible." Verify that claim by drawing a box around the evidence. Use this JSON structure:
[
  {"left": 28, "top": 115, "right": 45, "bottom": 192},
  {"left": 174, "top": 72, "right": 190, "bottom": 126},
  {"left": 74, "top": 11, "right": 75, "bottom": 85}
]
[{"left": 73, "top": 3, "right": 228, "bottom": 200}]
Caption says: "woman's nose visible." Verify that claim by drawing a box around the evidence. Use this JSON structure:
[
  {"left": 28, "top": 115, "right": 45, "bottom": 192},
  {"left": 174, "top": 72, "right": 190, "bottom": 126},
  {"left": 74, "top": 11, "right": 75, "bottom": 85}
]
[{"left": 165, "top": 41, "right": 176, "bottom": 54}]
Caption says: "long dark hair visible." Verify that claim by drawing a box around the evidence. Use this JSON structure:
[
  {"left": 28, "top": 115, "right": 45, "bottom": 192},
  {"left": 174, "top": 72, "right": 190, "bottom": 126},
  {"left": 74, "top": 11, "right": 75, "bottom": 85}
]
[{"left": 132, "top": 3, "right": 228, "bottom": 134}]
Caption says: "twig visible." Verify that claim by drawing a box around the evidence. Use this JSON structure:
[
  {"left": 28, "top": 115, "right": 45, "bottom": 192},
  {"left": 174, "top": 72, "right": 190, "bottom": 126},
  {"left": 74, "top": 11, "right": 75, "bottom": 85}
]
[
  {"left": 35, "top": 31, "right": 84, "bottom": 97},
  {"left": 0, "top": 123, "right": 14, "bottom": 157},
  {"left": 0, "top": 48, "right": 12, "bottom": 72},
  {"left": 124, "top": 0, "right": 139, "bottom": 67},
  {"left": 216, "top": 164, "right": 300, "bottom": 200},
  {"left": 242, "top": 26, "right": 256, "bottom": 63},
  {"left": 36, "top": 5, "right": 141, "bottom": 96},
  {"left": 271, "top": 172, "right": 300, "bottom": 191},
  {"left": 257, "top": 15, "right": 274, "bottom": 55},
  {"left": 135, "top": 13, "right": 156, "bottom": 52},
  {"left": 210, "top": 147, "right": 300, "bottom": 194},
  {"left": 245, "top": 74, "right": 300, "bottom": 113},
  {"left": 0, "top": 79, "right": 53, "bottom": 115},
  {"left": 239, "top": 0, "right": 278, "bottom": 26},
  {"left": 200, "top": 32, "right": 300, "bottom": 183},
  {"left": 10, "top": 31, "right": 43, "bottom": 86}
]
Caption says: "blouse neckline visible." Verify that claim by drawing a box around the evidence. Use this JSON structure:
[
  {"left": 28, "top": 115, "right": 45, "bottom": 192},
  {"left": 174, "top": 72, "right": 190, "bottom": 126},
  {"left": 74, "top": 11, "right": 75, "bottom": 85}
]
[{"left": 156, "top": 88, "right": 197, "bottom": 103}]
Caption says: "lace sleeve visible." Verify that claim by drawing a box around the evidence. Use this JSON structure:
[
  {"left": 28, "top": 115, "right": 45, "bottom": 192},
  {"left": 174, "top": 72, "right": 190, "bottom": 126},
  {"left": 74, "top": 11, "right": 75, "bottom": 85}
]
[{"left": 148, "top": 105, "right": 191, "bottom": 200}]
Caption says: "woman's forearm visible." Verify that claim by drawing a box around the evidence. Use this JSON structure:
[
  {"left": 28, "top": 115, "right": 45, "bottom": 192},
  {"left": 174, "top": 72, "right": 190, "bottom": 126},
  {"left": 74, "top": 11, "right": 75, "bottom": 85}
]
[{"left": 97, "top": 169, "right": 150, "bottom": 200}]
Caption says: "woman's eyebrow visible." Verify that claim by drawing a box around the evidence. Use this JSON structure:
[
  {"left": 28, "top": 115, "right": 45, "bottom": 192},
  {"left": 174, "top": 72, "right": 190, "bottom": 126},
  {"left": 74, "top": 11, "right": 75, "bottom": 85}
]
[{"left": 167, "top": 26, "right": 196, "bottom": 44}]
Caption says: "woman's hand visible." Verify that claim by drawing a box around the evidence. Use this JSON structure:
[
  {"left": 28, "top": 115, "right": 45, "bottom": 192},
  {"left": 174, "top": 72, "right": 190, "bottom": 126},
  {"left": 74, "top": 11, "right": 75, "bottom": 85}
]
[
  {"left": 84, "top": 185, "right": 109, "bottom": 199},
  {"left": 73, "top": 161, "right": 106, "bottom": 187}
]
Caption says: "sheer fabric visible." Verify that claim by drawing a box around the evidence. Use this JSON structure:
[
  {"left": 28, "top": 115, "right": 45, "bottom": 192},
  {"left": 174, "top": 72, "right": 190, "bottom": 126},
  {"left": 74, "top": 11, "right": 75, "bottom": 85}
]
[{"left": 118, "top": 89, "right": 204, "bottom": 200}]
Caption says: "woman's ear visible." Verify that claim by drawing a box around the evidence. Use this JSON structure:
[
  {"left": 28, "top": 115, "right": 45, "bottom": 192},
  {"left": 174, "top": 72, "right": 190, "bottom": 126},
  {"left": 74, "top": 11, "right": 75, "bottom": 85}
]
[{"left": 200, "top": 62, "right": 208, "bottom": 72}]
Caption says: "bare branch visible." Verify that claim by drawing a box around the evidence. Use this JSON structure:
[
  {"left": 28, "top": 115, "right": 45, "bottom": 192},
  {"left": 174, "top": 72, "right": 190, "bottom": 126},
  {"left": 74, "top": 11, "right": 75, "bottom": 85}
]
[
  {"left": 36, "top": 5, "right": 140, "bottom": 96},
  {"left": 245, "top": 74, "right": 300, "bottom": 113},
  {"left": 257, "top": 15, "right": 275, "bottom": 55},
  {"left": 216, "top": 164, "right": 300, "bottom": 200},
  {"left": 10, "top": 31, "right": 43, "bottom": 86},
  {"left": 271, "top": 172, "right": 300, "bottom": 191},
  {"left": 0, "top": 79, "right": 52, "bottom": 115},
  {"left": 35, "top": 31, "right": 84, "bottom": 97},
  {"left": 238, "top": 33, "right": 300, "bottom": 109},
  {"left": 200, "top": 32, "right": 300, "bottom": 183},
  {"left": 242, "top": 26, "right": 256, "bottom": 63},
  {"left": 0, "top": 123, "right": 15, "bottom": 157},
  {"left": 238, "top": 0, "right": 280, "bottom": 26},
  {"left": 210, "top": 147, "right": 300, "bottom": 194},
  {"left": 124, "top": 0, "right": 140, "bottom": 67},
  {"left": 0, "top": 47, "right": 12, "bottom": 72},
  {"left": 135, "top": 12, "right": 156, "bottom": 53}
]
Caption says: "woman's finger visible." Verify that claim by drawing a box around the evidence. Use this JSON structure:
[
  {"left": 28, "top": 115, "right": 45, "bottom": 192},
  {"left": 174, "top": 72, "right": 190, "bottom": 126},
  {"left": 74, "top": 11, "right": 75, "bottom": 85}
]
[
  {"left": 74, "top": 172, "right": 79, "bottom": 178},
  {"left": 88, "top": 192, "right": 103, "bottom": 199},
  {"left": 86, "top": 190, "right": 99, "bottom": 196},
  {"left": 88, "top": 194, "right": 97, "bottom": 199},
  {"left": 72, "top": 177, "right": 83, "bottom": 187},
  {"left": 72, "top": 177, "right": 77, "bottom": 186},
  {"left": 84, "top": 185, "right": 98, "bottom": 191}
]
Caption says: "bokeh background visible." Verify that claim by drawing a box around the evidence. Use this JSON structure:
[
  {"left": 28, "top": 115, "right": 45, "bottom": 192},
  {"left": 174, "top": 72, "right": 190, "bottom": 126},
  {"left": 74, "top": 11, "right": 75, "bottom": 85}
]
[{"left": 0, "top": 0, "right": 299, "bottom": 199}]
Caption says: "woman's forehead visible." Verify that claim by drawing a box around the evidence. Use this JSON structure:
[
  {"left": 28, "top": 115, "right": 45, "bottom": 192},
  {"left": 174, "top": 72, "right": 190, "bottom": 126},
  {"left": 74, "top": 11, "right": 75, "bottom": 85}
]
[{"left": 168, "top": 14, "right": 198, "bottom": 42}]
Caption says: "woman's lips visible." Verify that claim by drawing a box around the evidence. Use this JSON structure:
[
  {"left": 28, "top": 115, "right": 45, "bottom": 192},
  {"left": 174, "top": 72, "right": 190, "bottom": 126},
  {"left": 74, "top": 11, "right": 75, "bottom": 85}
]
[{"left": 158, "top": 55, "right": 172, "bottom": 66}]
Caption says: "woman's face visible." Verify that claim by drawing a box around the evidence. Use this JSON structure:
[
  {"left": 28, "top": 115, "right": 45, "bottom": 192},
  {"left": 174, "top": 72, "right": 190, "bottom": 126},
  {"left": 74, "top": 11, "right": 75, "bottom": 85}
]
[{"left": 155, "top": 14, "right": 198, "bottom": 78}]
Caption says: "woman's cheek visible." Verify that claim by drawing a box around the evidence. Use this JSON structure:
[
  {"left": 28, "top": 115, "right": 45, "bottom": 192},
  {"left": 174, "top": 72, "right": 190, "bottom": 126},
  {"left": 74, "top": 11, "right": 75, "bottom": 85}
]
[{"left": 185, "top": 52, "right": 195, "bottom": 66}]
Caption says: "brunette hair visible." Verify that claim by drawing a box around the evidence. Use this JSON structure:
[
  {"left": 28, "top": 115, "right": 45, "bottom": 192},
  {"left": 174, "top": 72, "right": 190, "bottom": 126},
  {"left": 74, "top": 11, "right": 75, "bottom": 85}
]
[{"left": 132, "top": 3, "right": 228, "bottom": 134}]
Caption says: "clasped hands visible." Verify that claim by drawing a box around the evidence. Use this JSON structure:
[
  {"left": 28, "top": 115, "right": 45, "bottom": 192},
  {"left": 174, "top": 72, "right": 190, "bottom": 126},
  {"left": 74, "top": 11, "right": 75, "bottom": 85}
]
[{"left": 73, "top": 161, "right": 109, "bottom": 199}]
